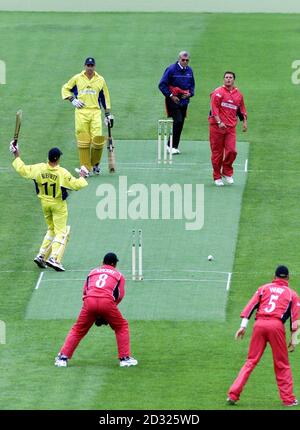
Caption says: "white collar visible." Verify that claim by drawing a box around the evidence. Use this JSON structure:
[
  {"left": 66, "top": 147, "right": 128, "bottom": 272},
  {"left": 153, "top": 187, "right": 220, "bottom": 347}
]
[{"left": 177, "top": 62, "right": 185, "bottom": 70}]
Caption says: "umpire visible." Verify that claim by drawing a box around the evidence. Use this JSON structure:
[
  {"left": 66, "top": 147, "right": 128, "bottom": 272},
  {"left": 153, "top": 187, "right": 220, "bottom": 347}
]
[{"left": 158, "top": 51, "right": 195, "bottom": 154}]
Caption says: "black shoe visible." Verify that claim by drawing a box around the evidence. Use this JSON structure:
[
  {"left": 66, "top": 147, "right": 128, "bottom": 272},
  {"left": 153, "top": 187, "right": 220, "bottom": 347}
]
[{"left": 93, "top": 164, "right": 101, "bottom": 175}]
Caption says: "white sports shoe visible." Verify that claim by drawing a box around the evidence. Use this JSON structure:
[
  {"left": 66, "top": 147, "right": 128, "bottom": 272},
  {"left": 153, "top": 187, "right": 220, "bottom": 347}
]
[
  {"left": 214, "top": 179, "right": 224, "bottom": 186},
  {"left": 34, "top": 255, "right": 47, "bottom": 269},
  {"left": 167, "top": 147, "right": 180, "bottom": 155},
  {"left": 46, "top": 257, "right": 65, "bottom": 272},
  {"left": 223, "top": 175, "right": 234, "bottom": 184},
  {"left": 119, "top": 356, "right": 138, "bottom": 367},
  {"left": 54, "top": 353, "right": 68, "bottom": 367},
  {"left": 284, "top": 399, "right": 298, "bottom": 407}
]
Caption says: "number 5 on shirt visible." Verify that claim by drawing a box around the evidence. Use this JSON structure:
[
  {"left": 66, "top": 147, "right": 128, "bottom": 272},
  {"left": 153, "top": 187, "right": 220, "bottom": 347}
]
[{"left": 264, "top": 294, "right": 279, "bottom": 313}]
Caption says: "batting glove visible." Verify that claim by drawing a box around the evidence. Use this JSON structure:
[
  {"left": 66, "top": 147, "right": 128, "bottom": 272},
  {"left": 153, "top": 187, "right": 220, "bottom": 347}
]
[
  {"left": 104, "top": 113, "right": 114, "bottom": 128},
  {"left": 9, "top": 140, "right": 19, "bottom": 153},
  {"left": 71, "top": 98, "right": 85, "bottom": 109},
  {"left": 79, "top": 165, "right": 89, "bottom": 178}
]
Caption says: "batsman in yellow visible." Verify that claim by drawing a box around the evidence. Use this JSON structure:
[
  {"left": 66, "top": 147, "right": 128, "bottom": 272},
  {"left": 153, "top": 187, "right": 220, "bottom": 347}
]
[
  {"left": 62, "top": 57, "right": 114, "bottom": 175},
  {"left": 10, "top": 142, "right": 89, "bottom": 272}
]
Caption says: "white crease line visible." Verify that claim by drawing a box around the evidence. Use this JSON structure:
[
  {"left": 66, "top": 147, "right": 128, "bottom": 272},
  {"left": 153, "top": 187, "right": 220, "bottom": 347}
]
[
  {"left": 136, "top": 278, "right": 225, "bottom": 283},
  {"left": 118, "top": 162, "right": 245, "bottom": 166},
  {"left": 2, "top": 269, "right": 294, "bottom": 276},
  {"left": 226, "top": 272, "right": 232, "bottom": 291},
  {"left": 42, "top": 278, "right": 85, "bottom": 282},
  {"left": 120, "top": 166, "right": 192, "bottom": 171},
  {"left": 244, "top": 159, "right": 248, "bottom": 172},
  {"left": 42, "top": 268, "right": 230, "bottom": 275},
  {"left": 0, "top": 268, "right": 230, "bottom": 276},
  {"left": 35, "top": 271, "right": 44, "bottom": 290},
  {"left": 120, "top": 166, "right": 248, "bottom": 173},
  {"left": 245, "top": 169, "right": 300, "bottom": 173},
  {"left": 41, "top": 278, "right": 226, "bottom": 283},
  {"left": 2, "top": 167, "right": 279, "bottom": 174},
  {"left": 143, "top": 269, "right": 230, "bottom": 275},
  {"left": 119, "top": 162, "right": 205, "bottom": 166}
]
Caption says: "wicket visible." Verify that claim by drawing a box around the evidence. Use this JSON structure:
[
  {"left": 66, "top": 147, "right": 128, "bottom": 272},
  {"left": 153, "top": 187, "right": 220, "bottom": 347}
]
[
  {"left": 158, "top": 119, "right": 173, "bottom": 164},
  {"left": 131, "top": 229, "right": 143, "bottom": 281}
]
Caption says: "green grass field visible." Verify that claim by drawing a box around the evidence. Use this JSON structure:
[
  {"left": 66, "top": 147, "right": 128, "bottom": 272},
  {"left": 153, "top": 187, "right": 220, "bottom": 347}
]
[{"left": 1, "top": 11, "right": 300, "bottom": 411}]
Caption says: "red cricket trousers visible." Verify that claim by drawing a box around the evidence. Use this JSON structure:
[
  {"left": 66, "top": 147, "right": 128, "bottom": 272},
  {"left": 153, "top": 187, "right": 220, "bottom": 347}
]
[
  {"left": 228, "top": 319, "right": 296, "bottom": 405},
  {"left": 60, "top": 296, "right": 131, "bottom": 359},
  {"left": 209, "top": 124, "right": 237, "bottom": 180}
]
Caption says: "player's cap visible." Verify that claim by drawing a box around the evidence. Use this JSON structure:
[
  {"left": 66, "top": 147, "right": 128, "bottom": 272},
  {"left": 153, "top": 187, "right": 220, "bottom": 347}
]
[
  {"left": 48, "top": 147, "right": 62, "bottom": 162},
  {"left": 84, "top": 57, "right": 96, "bottom": 65},
  {"left": 103, "top": 252, "right": 119, "bottom": 266},
  {"left": 275, "top": 265, "right": 289, "bottom": 278}
]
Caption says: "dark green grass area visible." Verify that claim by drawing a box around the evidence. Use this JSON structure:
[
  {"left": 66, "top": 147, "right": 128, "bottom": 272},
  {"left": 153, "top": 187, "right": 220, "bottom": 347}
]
[
  {"left": 1, "top": 12, "right": 300, "bottom": 410},
  {"left": 1, "top": 320, "right": 298, "bottom": 410}
]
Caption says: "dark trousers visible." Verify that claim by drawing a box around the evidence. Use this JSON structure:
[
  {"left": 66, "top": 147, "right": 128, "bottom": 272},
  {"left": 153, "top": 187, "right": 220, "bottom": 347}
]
[{"left": 165, "top": 98, "right": 188, "bottom": 149}]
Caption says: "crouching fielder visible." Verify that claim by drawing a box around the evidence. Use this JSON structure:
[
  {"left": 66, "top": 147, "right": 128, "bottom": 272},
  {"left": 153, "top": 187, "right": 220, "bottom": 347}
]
[
  {"left": 54, "top": 252, "right": 138, "bottom": 368},
  {"left": 10, "top": 142, "right": 88, "bottom": 272},
  {"left": 62, "top": 57, "right": 114, "bottom": 175}
]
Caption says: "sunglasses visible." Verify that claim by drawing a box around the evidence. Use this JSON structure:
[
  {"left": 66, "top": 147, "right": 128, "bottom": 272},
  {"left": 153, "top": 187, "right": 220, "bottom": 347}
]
[
  {"left": 181, "top": 58, "right": 189, "bottom": 62},
  {"left": 86, "top": 64, "right": 95, "bottom": 67}
]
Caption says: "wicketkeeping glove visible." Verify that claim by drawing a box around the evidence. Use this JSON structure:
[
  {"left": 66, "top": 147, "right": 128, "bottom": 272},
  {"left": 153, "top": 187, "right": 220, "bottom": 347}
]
[
  {"left": 104, "top": 112, "right": 114, "bottom": 128},
  {"left": 71, "top": 98, "right": 85, "bottom": 109},
  {"left": 9, "top": 140, "right": 19, "bottom": 153},
  {"left": 95, "top": 317, "right": 109, "bottom": 327}
]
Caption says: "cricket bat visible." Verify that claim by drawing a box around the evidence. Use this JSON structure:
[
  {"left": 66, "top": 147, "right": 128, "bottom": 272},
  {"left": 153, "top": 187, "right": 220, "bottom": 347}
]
[
  {"left": 13, "top": 109, "right": 22, "bottom": 146},
  {"left": 107, "top": 123, "right": 116, "bottom": 173}
]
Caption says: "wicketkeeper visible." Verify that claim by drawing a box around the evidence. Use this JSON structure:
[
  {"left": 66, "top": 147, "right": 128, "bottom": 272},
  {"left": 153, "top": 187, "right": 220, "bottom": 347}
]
[
  {"left": 10, "top": 142, "right": 88, "bottom": 272},
  {"left": 62, "top": 57, "right": 114, "bottom": 175},
  {"left": 54, "top": 252, "right": 138, "bottom": 368}
]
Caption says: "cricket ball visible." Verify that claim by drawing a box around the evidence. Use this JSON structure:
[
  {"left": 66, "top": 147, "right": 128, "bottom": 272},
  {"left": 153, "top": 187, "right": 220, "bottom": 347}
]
[{"left": 208, "top": 255, "right": 214, "bottom": 261}]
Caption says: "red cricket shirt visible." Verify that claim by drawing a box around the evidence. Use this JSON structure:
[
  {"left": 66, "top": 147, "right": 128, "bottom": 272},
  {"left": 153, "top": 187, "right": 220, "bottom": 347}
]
[
  {"left": 83, "top": 264, "right": 125, "bottom": 305},
  {"left": 241, "top": 278, "right": 300, "bottom": 331},
  {"left": 209, "top": 85, "right": 247, "bottom": 127}
]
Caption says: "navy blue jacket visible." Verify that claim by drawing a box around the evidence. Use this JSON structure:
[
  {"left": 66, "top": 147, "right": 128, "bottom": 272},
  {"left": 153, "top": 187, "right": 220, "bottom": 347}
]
[{"left": 159, "top": 62, "right": 195, "bottom": 106}]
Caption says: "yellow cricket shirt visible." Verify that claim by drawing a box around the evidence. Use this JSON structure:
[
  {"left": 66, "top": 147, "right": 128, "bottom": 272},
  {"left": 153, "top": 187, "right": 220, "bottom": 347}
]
[
  {"left": 12, "top": 157, "right": 88, "bottom": 202},
  {"left": 61, "top": 71, "right": 111, "bottom": 110}
]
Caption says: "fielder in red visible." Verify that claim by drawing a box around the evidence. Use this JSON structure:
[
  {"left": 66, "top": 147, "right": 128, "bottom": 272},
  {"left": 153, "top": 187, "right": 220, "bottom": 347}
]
[
  {"left": 208, "top": 71, "right": 247, "bottom": 186},
  {"left": 54, "top": 252, "right": 138, "bottom": 368},
  {"left": 227, "top": 265, "right": 300, "bottom": 407}
]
